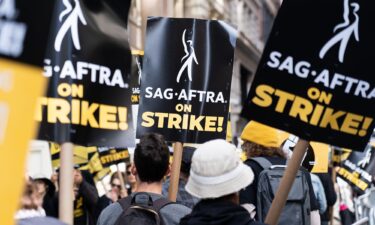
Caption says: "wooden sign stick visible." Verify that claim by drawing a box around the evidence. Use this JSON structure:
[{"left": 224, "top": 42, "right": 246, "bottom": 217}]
[
  {"left": 59, "top": 142, "right": 74, "bottom": 225},
  {"left": 168, "top": 142, "right": 183, "bottom": 201}
]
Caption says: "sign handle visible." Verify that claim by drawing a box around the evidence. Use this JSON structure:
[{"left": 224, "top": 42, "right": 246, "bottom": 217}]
[
  {"left": 168, "top": 142, "right": 183, "bottom": 201},
  {"left": 59, "top": 142, "right": 74, "bottom": 225},
  {"left": 265, "top": 139, "right": 309, "bottom": 225},
  {"left": 116, "top": 164, "right": 127, "bottom": 197}
]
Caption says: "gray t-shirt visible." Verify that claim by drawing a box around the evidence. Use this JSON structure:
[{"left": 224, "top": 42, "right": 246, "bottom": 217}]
[{"left": 97, "top": 192, "right": 191, "bottom": 225}]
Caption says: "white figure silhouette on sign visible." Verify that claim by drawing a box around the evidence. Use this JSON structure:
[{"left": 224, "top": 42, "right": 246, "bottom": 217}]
[
  {"left": 0, "top": 0, "right": 16, "bottom": 19},
  {"left": 176, "top": 29, "right": 198, "bottom": 83},
  {"left": 136, "top": 57, "right": 142, "bottom": 85},
  {"left": 319, "top": 0, "right": 360, "bottom": 63},
  {"left": 54, "top": 0, "right": 87, "bottom": 52},
  {"left": 357, "top": 147, "right": 372, "bottom": 168}
]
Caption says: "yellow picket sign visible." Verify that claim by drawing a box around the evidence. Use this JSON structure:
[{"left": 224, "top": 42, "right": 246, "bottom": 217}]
[
  {"left": 0, "top": 58, "right": 46, "bottom": 225},
  {"left": 310, "top": 142, "right": 330, "bottom": 173}
]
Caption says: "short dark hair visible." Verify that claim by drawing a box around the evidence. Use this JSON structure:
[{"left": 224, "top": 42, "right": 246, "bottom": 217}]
[{"left": 134, "top": 133, "right": 170, "bottom": 182}]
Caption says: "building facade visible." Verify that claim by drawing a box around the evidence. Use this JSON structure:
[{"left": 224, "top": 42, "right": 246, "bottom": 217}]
[{"left": 128, "top": 0, "right": 281, "bottom": 141}]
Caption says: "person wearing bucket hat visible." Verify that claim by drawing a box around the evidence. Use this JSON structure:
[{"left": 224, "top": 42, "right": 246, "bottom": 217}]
[
  {"left": 239, "top": 121, "right": 320, "bottom": 223},
  {"left": 180, "top": 139, "right": 265, "bottom": 225}
]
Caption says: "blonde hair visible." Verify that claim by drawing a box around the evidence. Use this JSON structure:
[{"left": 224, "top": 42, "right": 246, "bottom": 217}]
[{"left": 20, "top": 181, "right": 39, "bottom": 210}]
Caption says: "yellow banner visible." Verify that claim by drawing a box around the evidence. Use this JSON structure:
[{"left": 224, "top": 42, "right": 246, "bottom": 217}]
[
  {"left": 310, "top": 142, "right": 329, "bottom": 173},
  {"left": 0, "top": 58, "right": 46, "bottom": 225},
  {"left": 50, "top": 143, "right": 97, "bottom": 168}
]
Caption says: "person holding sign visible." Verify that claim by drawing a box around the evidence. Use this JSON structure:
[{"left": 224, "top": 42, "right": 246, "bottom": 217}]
[
  {"left": 180, "top": 139, "right": 264, "bottom": 225},
  {"left": 239, "top": 121, "right": 320, "bottom": 224}
]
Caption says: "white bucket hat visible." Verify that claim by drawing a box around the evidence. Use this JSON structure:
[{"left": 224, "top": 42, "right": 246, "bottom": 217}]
[{"left": 185, "top": 139, "right": 254, "bottom": 199}]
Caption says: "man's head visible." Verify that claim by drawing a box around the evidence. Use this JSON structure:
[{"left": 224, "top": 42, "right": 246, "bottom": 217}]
[
  {"left": 134, "top": 133, "right": 170, "bottom": 183},
  {"left": 185, "top": 139, "right": 254, "bottom": 200}
]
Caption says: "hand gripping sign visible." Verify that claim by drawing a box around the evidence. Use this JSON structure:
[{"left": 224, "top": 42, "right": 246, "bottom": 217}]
[{"left": 137, "top": 17, "right": 237, "bottom": 144}]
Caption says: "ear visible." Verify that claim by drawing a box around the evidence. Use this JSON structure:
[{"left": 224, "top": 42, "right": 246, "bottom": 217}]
[
  {"left": 131, "top": 164, "right": 137, "bottom": 176},
  {"left": 165, "top": 164, "right": 171, "bottom": 177}
]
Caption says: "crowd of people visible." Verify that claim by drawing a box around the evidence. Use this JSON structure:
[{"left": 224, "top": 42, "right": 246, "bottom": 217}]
[{"left": 16, "top": 121, "right": 370, "bottom": 225}]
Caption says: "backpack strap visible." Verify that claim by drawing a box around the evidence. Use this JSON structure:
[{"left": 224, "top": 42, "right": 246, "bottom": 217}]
[
  {"left": 151, "top": 197, "right": 173, "bottom": 212},
  {"left": 251, "top": 157, "right": 272, "bottom": 170},
  {"left": 117, "top": 195, "right": 133, "bottom": 210},
  {"left": 150, "top": 197, "right": 174, "bottom": 225}
]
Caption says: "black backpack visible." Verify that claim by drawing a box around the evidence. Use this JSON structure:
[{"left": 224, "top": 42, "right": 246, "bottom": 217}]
[
  {"left": 114, "top": 192, "right": 172, "bottom": 225},
  {"left": 251, "top": 157, "right": 311, "bottom": 225}
]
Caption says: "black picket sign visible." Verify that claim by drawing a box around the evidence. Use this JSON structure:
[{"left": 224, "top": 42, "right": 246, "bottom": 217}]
[
  {"left": 0, "top": 0, "right": 55, "bottom": 66},
  {"left": 335, "top": 145, "right": 375, "bottom": 193},
  {"left": 97, "top": 147, "right": 130, "bottom": 168},
  {"left": 37, "top": 0, "right": 135, "bottom": 147},
  {"left": 137, "top": 17, "right": 237, "bottom": 144},
  {"left": 242, "top": 0, "right": 375, "bottom": 150}
]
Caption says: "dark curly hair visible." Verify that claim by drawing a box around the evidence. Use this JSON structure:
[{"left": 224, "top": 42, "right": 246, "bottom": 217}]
[{"left": 242, "top": 141, "right": 286, "bottom": 159}]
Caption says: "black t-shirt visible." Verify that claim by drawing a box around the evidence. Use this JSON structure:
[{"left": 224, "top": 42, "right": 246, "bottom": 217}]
[{"left": 239, "top": 156, "right": 319, "bottom": 211}]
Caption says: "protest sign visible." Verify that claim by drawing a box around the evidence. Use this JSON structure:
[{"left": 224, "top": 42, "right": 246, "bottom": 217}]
[
  {"left": 241, "top": 0, "right": 375, "bottom": 150},
  {"left": 97, "top": 147, "right": 130, "bottom": 168},
  {"left": 50, "top": 142, "right": 97, "bottom": 168},
  {"left": 136, "top": 17, "right": 237, "bottom": 143},
  {"left": 241, "top": 1, "right": 374, "bottom": 224},
  {"left": 130, "top": 50, "right": 143, "bottom": 134},
  {"left": 0, "top": 60, "right": 46, "bottom": 225},
  {"left": 282, "top": 135, "right": 329, "bottom": 173},
  {"left": 131, "top": 50, "right": 143, "bottom": 105},
  {"left": 37, "top": 0, "right": 135, "bottom": 147},
  {"left": 0, "top": 1, "right": 54, "bottom": 224},
  {"left": 335, "top": 145, "right": 375, "bottom": 193}
]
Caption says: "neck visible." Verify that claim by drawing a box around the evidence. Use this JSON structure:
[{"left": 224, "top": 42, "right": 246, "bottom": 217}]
[{"left": 136, "top": 181, "right": 162, "bottom": 194}]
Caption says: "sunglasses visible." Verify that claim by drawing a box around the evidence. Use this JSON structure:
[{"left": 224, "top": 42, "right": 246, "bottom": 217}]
[
  {"left": 126, "top": 171, "right": 131, "bottom": 175},
  {"left": 111, "top": 183, "right": 122, "bottom": 189}
]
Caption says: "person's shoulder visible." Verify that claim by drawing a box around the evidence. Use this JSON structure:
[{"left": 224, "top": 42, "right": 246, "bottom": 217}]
[
  {"left": 162, "top": 201, "right": 191, "bottom": 214},
  {"left": 244, "top": 158, "right": 258, "bottom": 168},
  {"left": 160, "top": 202, "right": 191, "bottom": 225},
  {"left": 97, "top": 201, "right": 123, "bottom": 225},
  {"left": 18, "top": 217, "right": 67, "bottom": 225},
  {"left": 248, "top": 222, "right": 267, "bottom": 225}
]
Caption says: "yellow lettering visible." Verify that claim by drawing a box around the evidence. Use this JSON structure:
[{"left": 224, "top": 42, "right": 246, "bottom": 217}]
[
  {"left": 155, "top": 112, "right": 168, "bottom": 128},
  {"left": 252, "top": 85, "right": 274, "bottom": 107},
  {"left": 189, "top": 115, "right": 204, "bottom": 131},
  {"left": 205, "top": 116, "right": 217, "bottom": 132},
  {"left": 141, "top": 112, "right": 155, "bottom": 127},
  {"left": 99, "top": 104, "right": 118, "bottom": 129},
  {"left": 274, "top": 89, "right": 295, "bottom": 113},
  {"left": 47, "top": 98, "right": 70, "bottom": 123},
  {"left": 340, "top": 113, "right": 362, "bottom": 135},
  {"left": 168, "top": 114, "right": 181, "bottom": 129},
  {"left": 289, "top": 96, "right": 313, "bottom": 122},
  {"left": 81, "top": 101, "right": 99, "bottom": 128},
  {"left": 319, "top": 108, "right": 345, "bottom": 130}
]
